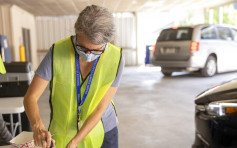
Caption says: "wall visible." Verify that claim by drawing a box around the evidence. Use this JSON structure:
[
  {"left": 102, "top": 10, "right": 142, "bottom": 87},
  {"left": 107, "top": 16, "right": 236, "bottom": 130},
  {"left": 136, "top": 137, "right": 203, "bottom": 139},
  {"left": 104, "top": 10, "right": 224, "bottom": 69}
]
[
  {"left": 0, "top": 5, "right": 37, "bottom": 69},
  {"left": 36, "top": 16, "right": 77, "bottom": 51},
  {"left": 36, "top": 16, "right": 77, "bottom": 64},
  {"left": 114, "top": 13, "right": 137, "bottom": 66},
  {"left": 0, "top": 5, "right": 13, "bottom": 58},
  {"left": 36, "top": 13, "right": 137, "bottom": 66},
  {"left": 10, "top": 5, "right": 37, "bottom": 69}
]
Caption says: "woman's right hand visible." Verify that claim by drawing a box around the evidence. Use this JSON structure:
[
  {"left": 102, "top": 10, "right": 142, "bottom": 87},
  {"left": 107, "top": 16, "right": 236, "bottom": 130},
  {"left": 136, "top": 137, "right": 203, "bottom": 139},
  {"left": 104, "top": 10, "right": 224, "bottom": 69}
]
[{"left": 33, "top": 125, "right": 52, "bottom": 148}]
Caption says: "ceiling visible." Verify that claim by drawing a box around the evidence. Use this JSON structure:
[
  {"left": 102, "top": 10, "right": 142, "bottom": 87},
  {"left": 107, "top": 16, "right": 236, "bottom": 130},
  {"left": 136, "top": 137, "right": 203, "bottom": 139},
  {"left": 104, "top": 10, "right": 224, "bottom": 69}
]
[{"left": 0, "top": 0, "right": 236, "bottom": 16}]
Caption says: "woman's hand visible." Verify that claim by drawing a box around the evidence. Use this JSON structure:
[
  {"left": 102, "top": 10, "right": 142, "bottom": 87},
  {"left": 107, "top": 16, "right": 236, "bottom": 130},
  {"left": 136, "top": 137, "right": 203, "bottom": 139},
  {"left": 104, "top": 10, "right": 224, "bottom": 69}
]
[
  {"left": 66, "top": 139, "right": 78, "bottom": 148},
  {"left": 33, "top": 126, "right": 53, "bottom": 148}
]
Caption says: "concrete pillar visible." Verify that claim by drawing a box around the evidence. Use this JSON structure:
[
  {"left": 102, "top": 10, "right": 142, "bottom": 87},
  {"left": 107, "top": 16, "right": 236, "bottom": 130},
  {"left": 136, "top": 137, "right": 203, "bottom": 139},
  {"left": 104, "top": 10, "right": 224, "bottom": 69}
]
[
  {"left": 134, "top": 12, "right": 139, "bottom": 65},
  {"left": 219, "top": 6, "right": 223, "bottom": 24},
  {"left": 135, "top": 12, "right": 138, "bottom": 65},
  {"left": 209, "top": 9, "right": 214, "bottom": 24}
]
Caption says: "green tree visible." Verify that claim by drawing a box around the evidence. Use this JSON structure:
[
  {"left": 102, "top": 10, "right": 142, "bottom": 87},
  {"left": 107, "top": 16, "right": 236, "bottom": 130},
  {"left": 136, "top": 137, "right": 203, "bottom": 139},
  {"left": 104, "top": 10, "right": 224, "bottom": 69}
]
[{"left": 206, "top": 3, "right": 237, "bottom": 25}]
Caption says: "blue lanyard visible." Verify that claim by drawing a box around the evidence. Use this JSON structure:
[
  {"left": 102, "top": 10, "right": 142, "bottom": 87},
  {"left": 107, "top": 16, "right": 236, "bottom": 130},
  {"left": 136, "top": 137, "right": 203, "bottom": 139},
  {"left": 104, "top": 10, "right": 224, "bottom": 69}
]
[{"left": 75, "top": 52, "right": 99, "bottom": 115}]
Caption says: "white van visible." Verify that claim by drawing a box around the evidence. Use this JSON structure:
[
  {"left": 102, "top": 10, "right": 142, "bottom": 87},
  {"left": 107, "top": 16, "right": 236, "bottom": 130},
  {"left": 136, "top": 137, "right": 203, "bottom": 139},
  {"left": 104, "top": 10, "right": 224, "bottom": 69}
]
[{"left": 152, "top": 24, "right": 237, "bottom": 77}]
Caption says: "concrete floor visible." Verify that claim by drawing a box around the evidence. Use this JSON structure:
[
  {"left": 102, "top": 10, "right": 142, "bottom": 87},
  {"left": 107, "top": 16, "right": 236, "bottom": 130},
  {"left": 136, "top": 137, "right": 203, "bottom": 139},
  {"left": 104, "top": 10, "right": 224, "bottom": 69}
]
[{"left": 38, "top": 66, "right": 237, "bottom": 148}]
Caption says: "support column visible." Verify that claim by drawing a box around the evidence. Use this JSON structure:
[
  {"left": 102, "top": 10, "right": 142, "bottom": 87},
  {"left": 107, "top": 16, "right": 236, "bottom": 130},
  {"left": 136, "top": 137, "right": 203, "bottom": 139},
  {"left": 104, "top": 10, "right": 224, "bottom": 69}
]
[
  {"left": 219, "top": 6, "right": 223, "bottom": 24},
  {"left": 209, "top": 9, "right": 214, "bottom": 24}
]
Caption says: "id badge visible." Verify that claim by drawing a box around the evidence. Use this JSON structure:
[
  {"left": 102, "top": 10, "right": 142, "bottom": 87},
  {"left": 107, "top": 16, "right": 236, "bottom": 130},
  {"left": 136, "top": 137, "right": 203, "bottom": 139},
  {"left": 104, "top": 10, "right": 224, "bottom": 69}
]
[
  {"left": 77, "top": 114, "right": 80, "bottom": 129},
  {"left": 78, "top": 121, "right": 80, "bottom": 130}
]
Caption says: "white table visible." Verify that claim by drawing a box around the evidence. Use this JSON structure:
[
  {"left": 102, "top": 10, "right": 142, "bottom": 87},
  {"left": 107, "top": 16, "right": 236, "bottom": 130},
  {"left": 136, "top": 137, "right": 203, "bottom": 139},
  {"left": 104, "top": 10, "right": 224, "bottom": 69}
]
[
  {"left": 0, "top": 146, "right": 12, "bottom": 148},
  {"left": 0, "top": 97, "right": 24, "bottom": 137}
]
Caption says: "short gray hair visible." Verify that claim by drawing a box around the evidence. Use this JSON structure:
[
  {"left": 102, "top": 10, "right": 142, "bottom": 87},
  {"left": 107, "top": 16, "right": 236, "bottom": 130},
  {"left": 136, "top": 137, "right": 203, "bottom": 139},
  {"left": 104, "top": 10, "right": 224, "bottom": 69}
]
[{"left": 74, "top": 5, "right": 115, "bottom": 44}]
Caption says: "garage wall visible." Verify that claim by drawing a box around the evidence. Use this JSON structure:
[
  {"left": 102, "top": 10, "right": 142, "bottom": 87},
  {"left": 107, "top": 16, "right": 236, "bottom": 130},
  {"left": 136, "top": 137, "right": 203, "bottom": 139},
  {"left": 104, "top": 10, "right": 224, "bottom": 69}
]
[
  {"left": 11, "top": 5, "right": 37, "bottom": 69},
  {"left": 36, "top": 16, "right": 77, "bottom": 51},
  {"left": 36, "top": 16, "right": 77, "bottom": 65},
  {"left": 0, "top": 5, "right": 13, "bottom": 60},
  {"left": 114, "top": 13, "right": 136, "bottom": 66},
  {"left": 0, "top": 5, "right": 38, "bottom": 69},
  {"left": 36, "top": 13, "right": 137, "bottom": 66}
]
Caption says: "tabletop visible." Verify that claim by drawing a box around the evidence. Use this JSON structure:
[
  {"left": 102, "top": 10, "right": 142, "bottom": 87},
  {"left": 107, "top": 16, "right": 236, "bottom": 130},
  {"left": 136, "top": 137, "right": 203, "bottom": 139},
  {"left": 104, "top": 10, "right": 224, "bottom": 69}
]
[{"left": 0, "top": 97, "right": 24, "bottom": 114}]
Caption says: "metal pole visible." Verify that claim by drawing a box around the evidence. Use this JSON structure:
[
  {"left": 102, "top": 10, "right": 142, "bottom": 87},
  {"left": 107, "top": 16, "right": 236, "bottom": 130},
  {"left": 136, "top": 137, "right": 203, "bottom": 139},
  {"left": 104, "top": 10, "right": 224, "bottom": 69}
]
[
  {"left": 9, "top": 114, "right": 13, "bottom": 136},
  {"left": 18, "top": 113, "right": 22, "bottom": 133}
]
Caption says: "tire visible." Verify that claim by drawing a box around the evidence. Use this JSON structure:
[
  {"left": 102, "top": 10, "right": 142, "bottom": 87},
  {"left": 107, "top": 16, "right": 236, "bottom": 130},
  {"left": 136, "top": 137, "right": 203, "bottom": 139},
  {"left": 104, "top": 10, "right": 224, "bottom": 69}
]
[
  {"left": 201, "top": 56, "right": 217, "bottom": 77},
  {"left": 161, "top": 69, "right": 172, "bottom": 76}
]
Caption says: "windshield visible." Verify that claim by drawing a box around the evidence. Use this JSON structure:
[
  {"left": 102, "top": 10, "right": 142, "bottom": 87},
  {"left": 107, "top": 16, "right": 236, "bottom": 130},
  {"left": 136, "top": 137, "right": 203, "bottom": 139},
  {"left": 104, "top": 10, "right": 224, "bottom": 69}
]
[{"left": 158, "top": 28, "right": 193, "bottom": 41}]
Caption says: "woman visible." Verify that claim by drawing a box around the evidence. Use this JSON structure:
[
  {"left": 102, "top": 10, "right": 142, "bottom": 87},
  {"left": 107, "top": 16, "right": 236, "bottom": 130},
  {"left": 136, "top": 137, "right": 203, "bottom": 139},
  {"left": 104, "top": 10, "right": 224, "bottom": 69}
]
[{"left": 24, "top": 5, "right": 124, "bottom": 148}]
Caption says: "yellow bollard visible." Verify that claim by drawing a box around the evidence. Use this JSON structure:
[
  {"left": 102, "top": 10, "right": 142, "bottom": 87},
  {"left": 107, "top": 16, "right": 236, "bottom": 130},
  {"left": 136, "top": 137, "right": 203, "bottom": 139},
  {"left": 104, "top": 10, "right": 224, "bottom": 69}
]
[{"left": 20, "top": 45, "right": 26, "bottom": 62}]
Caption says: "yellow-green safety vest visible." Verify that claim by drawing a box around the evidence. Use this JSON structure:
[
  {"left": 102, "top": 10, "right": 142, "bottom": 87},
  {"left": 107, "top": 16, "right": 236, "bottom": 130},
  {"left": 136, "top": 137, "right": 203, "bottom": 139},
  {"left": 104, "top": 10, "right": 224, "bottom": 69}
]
[
  {"left": 0, "top": 56, "right": 6, "bottom": 74},
  {"left": 49, "top": 36, "right": 121, "bottom": 148}
]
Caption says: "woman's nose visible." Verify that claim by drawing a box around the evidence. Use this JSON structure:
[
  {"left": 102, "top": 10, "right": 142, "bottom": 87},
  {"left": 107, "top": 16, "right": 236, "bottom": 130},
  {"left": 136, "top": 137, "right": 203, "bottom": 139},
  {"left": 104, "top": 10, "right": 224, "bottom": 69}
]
[{"left": 85, "top": 50, "right": 92, "bottom": 54}]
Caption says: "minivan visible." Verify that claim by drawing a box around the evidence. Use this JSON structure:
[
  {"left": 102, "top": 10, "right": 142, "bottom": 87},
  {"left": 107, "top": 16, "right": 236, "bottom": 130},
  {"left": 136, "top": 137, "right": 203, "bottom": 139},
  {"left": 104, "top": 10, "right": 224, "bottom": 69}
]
[{"left": 152, "top": 24, "right": 237, "bottom": 77}]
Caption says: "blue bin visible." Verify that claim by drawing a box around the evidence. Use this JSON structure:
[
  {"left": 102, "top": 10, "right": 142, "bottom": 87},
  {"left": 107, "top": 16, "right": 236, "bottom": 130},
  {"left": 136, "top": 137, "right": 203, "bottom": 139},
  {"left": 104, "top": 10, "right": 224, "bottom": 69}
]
[{"left": 145, "top": 45, "right": 152, "bottom": 64}]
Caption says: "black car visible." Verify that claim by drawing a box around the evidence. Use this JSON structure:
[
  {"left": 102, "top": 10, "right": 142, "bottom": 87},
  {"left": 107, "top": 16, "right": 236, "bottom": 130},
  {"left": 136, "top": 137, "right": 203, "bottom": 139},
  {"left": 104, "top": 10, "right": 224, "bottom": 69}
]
[{"left": 192, "top": 79, "right": 237, "bottom": 148}]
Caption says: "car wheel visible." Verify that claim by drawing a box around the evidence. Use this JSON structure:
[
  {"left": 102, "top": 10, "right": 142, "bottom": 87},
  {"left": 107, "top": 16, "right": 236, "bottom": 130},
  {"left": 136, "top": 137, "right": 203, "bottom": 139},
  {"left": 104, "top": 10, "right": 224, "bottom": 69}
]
[
  {"left": 201, "top": 56, "right": 216, "bottom": 77},
  {"left": 161, "top": 70, "right": 172, "bottom": 76}
]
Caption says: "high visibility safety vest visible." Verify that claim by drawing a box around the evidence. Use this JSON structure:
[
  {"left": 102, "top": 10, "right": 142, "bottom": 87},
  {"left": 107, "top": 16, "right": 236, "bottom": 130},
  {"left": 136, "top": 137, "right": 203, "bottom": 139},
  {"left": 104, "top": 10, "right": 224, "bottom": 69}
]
[
  {"left": 49, "top": 36, "right": 121, "bottom": 148},
  {"left": 0, "top": 56, "right": 6, "bottom": 74}
]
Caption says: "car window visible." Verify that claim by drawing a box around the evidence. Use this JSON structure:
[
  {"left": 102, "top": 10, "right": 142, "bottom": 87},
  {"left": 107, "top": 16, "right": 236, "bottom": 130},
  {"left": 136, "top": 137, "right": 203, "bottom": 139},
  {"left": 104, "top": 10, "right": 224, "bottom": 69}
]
[
  {"left": 230, "top": 28, "right": 237, "bottom": 41},
  {"left": 158, "top": 28, "right": 193, "bottom": 41},
  {"left": 201, "top": 26, "right": 217, "bottom": 39},
  {"left": 217, "top": 27, "right": 233, "bottom": 40}
]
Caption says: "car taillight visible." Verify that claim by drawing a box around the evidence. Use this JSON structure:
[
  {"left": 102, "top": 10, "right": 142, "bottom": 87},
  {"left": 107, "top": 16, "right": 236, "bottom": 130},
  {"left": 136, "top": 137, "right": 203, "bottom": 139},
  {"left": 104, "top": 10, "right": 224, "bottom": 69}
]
[
  {"left": 172, "top": 26, "right": 179, "bottom": 29},
  {"left": 152, "top": 45, "right": 156, "bottom": 53},
  {"left": 190, "top": 41, "right": 199, "bottom": 53}
]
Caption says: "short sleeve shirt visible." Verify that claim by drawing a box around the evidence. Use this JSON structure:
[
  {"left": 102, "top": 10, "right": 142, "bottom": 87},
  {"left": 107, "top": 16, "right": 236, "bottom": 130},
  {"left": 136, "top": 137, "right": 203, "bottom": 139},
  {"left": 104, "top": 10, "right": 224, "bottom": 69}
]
[{"left": 35, "top": 38, "right": 124, "bottom": 132}]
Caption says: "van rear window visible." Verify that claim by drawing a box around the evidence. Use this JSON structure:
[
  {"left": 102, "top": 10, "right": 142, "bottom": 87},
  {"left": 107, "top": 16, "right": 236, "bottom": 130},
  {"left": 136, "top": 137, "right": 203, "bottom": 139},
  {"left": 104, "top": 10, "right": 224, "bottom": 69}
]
[{"left": 158, "top": 28, "right": 193, "bottom": 41}]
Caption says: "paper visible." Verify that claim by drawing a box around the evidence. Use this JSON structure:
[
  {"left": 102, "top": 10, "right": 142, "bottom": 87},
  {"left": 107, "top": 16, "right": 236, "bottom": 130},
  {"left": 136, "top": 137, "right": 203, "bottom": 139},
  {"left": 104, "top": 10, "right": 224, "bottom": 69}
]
[{"left": 10, "top": 132, "right": 40, "bottom": 148}]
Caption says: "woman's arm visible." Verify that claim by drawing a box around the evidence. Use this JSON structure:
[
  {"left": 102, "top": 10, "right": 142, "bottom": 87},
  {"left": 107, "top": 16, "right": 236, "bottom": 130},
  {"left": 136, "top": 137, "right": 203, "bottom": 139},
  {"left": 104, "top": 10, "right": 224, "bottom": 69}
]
[
  {"left": 23, "top": 75, "right": 53, "bottom": 148},
  {"left": 66, "top": 87, "right": 118, "bottom": 148}
]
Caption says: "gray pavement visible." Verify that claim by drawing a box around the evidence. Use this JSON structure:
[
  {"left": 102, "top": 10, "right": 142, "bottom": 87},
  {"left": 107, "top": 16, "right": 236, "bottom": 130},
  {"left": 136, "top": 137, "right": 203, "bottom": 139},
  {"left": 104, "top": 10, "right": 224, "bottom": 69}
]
[{"left": 38, "top": 66, "right": 237, "bottom": 148}]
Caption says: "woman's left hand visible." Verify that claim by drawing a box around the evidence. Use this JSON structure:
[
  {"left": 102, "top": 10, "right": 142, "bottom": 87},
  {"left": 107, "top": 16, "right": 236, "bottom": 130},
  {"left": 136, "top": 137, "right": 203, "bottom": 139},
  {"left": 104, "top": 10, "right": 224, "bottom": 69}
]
[{"left": 66, "top": 139, "right": 78, "bottom": 148}]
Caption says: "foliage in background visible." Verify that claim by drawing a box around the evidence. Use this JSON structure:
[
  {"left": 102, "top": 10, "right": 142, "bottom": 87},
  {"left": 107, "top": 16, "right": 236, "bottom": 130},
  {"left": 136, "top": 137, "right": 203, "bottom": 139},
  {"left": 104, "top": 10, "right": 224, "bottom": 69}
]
[
  {"left": 206, "top": 3, "right": 237, "bottom": 25},
  {"left": 223, "top": 4, "right": 237, "bottom": 25},
  {"left": 180, "top": 3, "right": 237, "bottom": 25}
]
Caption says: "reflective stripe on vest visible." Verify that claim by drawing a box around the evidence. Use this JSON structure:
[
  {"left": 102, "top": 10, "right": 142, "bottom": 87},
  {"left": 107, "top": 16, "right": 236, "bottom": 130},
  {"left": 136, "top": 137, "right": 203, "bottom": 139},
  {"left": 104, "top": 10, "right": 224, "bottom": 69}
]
[{"left": 49, "top": 36, "right": 121, "bottom": 148}]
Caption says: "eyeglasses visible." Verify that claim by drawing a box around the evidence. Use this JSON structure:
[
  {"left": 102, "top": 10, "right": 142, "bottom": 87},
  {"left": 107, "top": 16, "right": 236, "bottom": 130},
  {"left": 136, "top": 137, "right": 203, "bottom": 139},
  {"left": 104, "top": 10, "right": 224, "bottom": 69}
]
[
  {"left": 76, "top": 44, "right": 105, "bottom": 55},
  {"left": 75, "top": 36, "right": 106, "bottom": 55}
]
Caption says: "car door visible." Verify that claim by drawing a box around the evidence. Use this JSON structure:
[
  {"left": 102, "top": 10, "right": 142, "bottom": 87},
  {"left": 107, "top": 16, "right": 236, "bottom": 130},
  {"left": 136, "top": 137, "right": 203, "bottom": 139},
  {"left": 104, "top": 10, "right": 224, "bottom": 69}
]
[{"left": 216, "top": 26, "right": 234, "bottom": 72}]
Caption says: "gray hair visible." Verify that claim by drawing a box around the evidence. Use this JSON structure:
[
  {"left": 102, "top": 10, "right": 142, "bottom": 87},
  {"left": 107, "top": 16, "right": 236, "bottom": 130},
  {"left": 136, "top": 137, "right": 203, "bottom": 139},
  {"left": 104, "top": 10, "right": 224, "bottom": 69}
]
[{"left": 74, "top": 5, "right": 115, "bottom": 44}]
